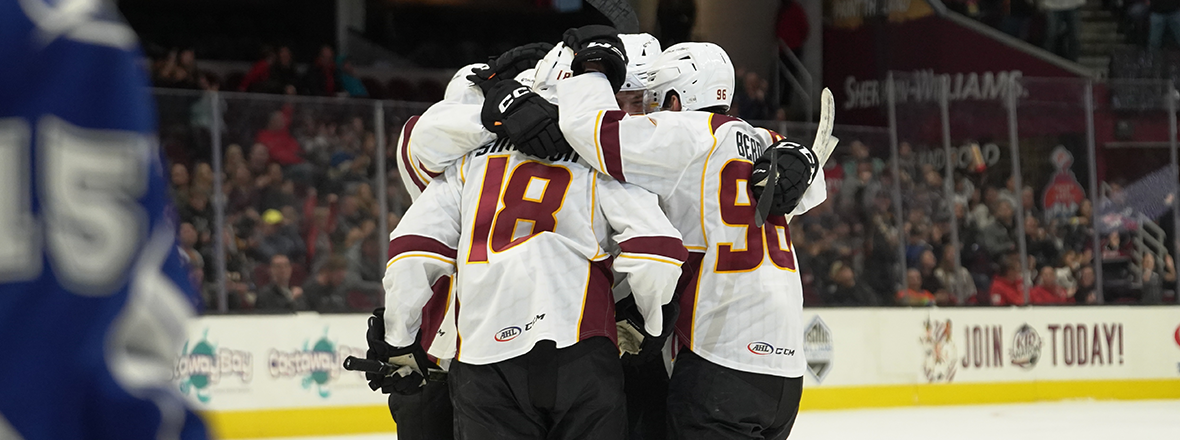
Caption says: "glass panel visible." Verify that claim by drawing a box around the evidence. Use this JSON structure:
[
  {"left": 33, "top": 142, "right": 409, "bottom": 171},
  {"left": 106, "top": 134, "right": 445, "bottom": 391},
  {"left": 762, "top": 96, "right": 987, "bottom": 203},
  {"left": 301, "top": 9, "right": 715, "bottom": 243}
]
[
  {"left": 1093, "top": 79, "right": 1177, "bottom": 305},
  {"left": 749, "top": 119, "right": 895, "bottom": 307},
  {"left": 201, "top": 93, "right": 389, "bottom": 314}
]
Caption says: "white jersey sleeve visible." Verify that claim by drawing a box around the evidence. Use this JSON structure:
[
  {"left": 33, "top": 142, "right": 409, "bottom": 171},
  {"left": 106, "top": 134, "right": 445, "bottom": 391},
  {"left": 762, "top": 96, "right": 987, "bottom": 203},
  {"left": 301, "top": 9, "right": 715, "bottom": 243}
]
[
  {"left": 555, "top": 72, "right": 715, "bottom": 197},
  {"left": 597, "top": 179, "right": 687, "bottom": 336},
  {"left": 395, "top": 66, "right": 493, "bottom": 200},
  {"left": 383, "top": 169, "right": 462, "bottom": 350}
]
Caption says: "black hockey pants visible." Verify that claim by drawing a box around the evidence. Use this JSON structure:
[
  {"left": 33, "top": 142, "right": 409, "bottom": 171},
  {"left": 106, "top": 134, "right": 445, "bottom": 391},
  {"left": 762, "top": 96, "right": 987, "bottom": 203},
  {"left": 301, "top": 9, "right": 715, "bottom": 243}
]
[
  {"left": 666, "top": 349, "right": 803, "bottom": 440},
  {"left": 449, "top": 336, "right": 627, "bottom": 440}
]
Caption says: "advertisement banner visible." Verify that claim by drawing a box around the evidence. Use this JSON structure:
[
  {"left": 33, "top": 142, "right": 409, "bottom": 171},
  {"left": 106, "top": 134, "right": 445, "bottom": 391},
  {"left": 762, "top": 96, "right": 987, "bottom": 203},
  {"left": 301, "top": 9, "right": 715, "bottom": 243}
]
[{"left": 173, "top": 314, "right": 380, "bottom": 411}]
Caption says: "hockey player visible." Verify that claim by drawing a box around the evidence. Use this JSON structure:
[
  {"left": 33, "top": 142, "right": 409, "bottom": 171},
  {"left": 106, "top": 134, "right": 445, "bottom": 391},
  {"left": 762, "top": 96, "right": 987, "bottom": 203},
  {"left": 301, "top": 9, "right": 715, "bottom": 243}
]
[
  {"left": 552, "top": 35, "right": 839, "bottom": 440},
  {"left": 390, "top": 33, "right": 673, "bottom": 440},
  {"left": 378, "top": 98, "right": 688, "bottom": 439},
  {"left": 369, "top": 43, "right": 554, "bottom": 440},
  {"left": 0, "top": 1, "right": 208, "bottom": 440}
]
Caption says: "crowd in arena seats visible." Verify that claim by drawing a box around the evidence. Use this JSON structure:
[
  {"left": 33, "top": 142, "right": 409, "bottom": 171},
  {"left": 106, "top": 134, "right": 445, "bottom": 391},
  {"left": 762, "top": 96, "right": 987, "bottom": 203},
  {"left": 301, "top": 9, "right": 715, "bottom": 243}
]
[
  {"left": 790, "top": 139, "right": 1176, "bottom": 307},
  {"left": 150, "top": 44, "right": 447, "bottom": 102},
  {"left": 164, "top": 90, "right": 417, "bottom": 313}
]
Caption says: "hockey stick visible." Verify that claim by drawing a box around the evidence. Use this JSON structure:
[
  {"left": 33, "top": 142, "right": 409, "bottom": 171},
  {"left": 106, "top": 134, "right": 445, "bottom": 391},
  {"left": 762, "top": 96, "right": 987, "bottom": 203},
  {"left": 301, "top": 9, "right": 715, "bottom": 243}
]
[
  {"left": 342, "top": 356, "right": 447, "bottom": 382},
  {"left": 783, "top": 88, "right": 837, "bottom": 224},
  {"left": 585, "top": 0, "right": 641, "bottom": 33}
]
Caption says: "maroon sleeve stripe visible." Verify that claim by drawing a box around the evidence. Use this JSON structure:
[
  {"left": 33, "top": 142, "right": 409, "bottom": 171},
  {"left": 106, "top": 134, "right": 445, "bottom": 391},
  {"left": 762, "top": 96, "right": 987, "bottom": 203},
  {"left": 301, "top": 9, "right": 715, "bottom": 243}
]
[
  {"left": 709, "top": 114, "right": 740, "bottom": 134},
  {"left": 419, "top": 162, "right": 442, "bottom": 178},
  {"left": 599, "top": 110, "right": 627, "bottom": 182},
  {"left": 388, "top": 234, "right": 457, "bottom": 259},
  {"left": 399, "top": 116, "right": 427, "bottom": 191},
  {"left": 619, "top": 236, "right": 688, "bottom": 263}
]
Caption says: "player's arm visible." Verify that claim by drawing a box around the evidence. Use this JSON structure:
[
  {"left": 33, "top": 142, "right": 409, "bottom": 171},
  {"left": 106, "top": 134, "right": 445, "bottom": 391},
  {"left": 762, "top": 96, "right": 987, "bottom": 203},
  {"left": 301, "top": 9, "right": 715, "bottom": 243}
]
[
  {"left": 395, "top": 65, "right": 493, "bottom": 200},
  {"left": 556, "top": 72, "right": 710, "bottom": 195},
  {"left": 597, "top": 177, "right": 686, "bottom": 337},
  {"left": 383, "top": 168, "right": 463, "bottom": 347}
]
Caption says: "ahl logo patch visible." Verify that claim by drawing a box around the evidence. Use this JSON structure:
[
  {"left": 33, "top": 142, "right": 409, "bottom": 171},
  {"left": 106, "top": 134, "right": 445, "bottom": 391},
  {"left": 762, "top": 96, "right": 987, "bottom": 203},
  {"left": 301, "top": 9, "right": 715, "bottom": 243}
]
[
  {"left": 495, "top": 326, "right": 522, "bottom": 342},
  {"left": 748, "top": 342, "right": 774, "bottom": 355}
]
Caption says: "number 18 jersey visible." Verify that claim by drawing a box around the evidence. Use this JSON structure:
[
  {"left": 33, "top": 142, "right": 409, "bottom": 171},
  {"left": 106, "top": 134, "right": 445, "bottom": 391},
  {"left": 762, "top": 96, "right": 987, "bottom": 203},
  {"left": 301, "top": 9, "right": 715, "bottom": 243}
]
[
  {"left": 383, "top": 138, "right": 687, "bottom": 366},
  {"left": 557, "top": 73, "right": 828, "bottom": 378}
]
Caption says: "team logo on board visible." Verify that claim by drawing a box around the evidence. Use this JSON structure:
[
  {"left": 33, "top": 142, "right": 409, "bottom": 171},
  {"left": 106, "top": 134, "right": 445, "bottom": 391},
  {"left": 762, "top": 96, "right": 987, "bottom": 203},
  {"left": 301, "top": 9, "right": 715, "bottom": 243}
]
[
  {"left": 803, "top": 316, "right": 834, "bottom": 383},
  {"left": 268, "top": 327, "right": 365, "bottom": 399},
  {"left": 175, "top": 329, "right": 252, "bottom": 403},
  {"left": 1010, "top": 324, "right": 1043, "bottom": 369},
  {"left": 495, "top": 326, "right": 522, "bottom": 342},
  {"left": 920, "top": 318, "right": 958, "bottom": 383},
  {"left": 1174, "top": 324, "right": 1180, "bottom": 349}
]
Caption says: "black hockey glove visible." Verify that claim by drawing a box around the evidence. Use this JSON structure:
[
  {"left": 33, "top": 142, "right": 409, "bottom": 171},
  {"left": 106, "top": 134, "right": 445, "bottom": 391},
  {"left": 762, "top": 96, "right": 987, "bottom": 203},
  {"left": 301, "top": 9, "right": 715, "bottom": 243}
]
[
  {"left": 562, "top": 25, "right": 628, "bottom": 93},
  {"left": 615, "top": 295, "right": 679, "bottom": 367},
  {"left": 467, "top": 42, "right": 554, "bottom": 95},
  {"left": 750, "top": 140, "right": 819, "bottom": 219},
  {"left": 364, "top": 308, "right": 436, "bottom": 395},
  {"left": 480, "top": 80, "right": 572, "bottom": 159}
]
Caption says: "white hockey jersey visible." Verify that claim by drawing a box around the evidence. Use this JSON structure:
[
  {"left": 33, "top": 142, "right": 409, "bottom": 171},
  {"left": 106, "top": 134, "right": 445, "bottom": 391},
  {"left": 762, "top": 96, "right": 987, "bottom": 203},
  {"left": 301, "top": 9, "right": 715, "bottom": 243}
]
[
  {"left": 383, "top": 140, "right": 687, "bottom": 366},
  {"left": 556, "top": 73, "right": 828, "bottom": 378}
]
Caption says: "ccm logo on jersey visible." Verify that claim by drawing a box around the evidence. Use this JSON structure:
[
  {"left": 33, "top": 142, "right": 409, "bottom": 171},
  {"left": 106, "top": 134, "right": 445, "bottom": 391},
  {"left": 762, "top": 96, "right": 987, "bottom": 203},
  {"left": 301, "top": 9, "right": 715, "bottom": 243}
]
[
  {"left": 748, "top": 342, "right": 796, "bottom": 356},
  {"left": 495, "top": 327, "right": 522, "bottom": 342},
  {"left": 498, "top": 87, "right": 532, "bottom": 113}
]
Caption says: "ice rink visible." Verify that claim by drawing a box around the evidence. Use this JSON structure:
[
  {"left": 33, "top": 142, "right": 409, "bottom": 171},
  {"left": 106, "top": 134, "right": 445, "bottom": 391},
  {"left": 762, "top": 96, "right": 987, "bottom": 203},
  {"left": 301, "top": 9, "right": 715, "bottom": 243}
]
[{"left": 242, "top": 399, "right": 1180, "bottom": 440}]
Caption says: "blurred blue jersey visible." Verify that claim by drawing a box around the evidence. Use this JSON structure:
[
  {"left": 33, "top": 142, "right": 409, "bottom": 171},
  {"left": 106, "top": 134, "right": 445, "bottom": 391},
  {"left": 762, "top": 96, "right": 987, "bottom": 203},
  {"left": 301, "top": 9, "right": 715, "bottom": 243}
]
[{"left": 0, "top": 1, "right": 208, "bottom": 439}]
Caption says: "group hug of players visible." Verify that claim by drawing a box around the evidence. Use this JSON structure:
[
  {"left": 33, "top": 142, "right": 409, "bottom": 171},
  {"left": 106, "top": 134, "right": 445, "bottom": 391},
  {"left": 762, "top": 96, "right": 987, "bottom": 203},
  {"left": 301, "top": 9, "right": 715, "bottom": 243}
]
[{"left": 362, "top": 25, "right": 840, "bottom": 440}]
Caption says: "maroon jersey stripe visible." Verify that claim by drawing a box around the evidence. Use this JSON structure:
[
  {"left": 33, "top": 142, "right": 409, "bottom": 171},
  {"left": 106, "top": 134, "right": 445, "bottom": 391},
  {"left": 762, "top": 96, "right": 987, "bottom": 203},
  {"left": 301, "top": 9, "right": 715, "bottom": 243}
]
[
  {"left": 619, "top": 236, "right": 688, "bottom": 262},
  {"left": 600, "top": 110, "right": 627, "bottom": 181},
  {"left": 399, "top": 115, "right": 426, "bottom": 191},
  {"left": 578, "top": 258, "right": 618, "bottom": 344},
  {"left": 388, "top": 234, "right": 457, "bottom": 259},
  {"left": 673, "top": 252, "right": 706, "bottom": 348}
]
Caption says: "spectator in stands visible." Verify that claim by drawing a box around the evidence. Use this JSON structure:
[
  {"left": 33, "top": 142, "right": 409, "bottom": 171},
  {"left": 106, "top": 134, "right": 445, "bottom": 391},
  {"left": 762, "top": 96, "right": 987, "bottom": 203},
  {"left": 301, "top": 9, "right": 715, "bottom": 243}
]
[
  {"left": 1030, "top": 265, "right": 1070, "bottom": 304},
  {"left": 915, "top": 249, "right": 944, "bottom": 294},
  {"left": 1138, "top": 252, "right": 1171, "bottom": 304},
  {"left": 1042, "top": 0, "right": 1084, "bottom": 60},
  {"left": 248, "top": 143, "right": 270, "bottom": 176},
  {"left": 189, "top": 73, "right": 224, "bottom": 159},
  {"left": 824, "top": 261, "right": 877, "bottom": 306},
  {"left": 227, "top": 166, "right": 258, "bottom": 214},
  {"left": 1149, "top": 0, "right": 1180, "bottom": 48},
  {"left": 256, "top": 106, "right": 304, "bottom": 166},
  {"left": 1026, "top": 215, "right": 1061, "bottom": 268},
  {"left": 989, "top": 254, "right": 1026, "bottom": 305},
  {"left": 934, "top": 245, "right": 976, "bottom": 305},
  {"left": 180, "top": 190, "right": 213, "bottom": 244},
  {"left": 733, "top": 71, "right": 770, "bottom": 120},
  {"left": 1075, "top": 265, "right": 1098, "bottom": 303},
  {"left": 170, "top": 163, "right": 190, "bottom": 205},
  {"left": 303, "top": 255, "right": 350, "bottom": 312},
  {"left": 337, "top": 55, "right": 369, "bottom": 98},
  {"left": 238, "top": 46, "right": 275, "bottom": 92},
  {"left": 255, "top": 254, "right": 307, "bottom": 312},
  {"left": 257, "top": 163, "right": 296, "bottom": 212},
  {"left": 897, "top": 268, "right": 937, "bottom": 306},
  {"left": 1102, "top": 231, "right": 1128, "bottom": 259},
  {"left": 269, "top": 46, "right": 300, "bottom": 93},
  {"left": 307, "top": 45, "right": 338, "bottom": 96},
  {"left": 155, "top": 48, "right": 198, "bottom": 89},
  {"left": 252, "top": 209, "right": 306, "bottom": 263},
  {"left": 980, "top": 200, "right": 1017, "bottom": 258}
]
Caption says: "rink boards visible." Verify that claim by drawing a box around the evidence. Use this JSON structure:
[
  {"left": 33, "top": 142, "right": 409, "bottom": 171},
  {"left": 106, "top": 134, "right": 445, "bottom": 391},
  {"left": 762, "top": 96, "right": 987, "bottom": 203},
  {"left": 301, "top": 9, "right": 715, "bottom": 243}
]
[{"left": 175, "top": 307, "right": 1180, "bottom": 438}]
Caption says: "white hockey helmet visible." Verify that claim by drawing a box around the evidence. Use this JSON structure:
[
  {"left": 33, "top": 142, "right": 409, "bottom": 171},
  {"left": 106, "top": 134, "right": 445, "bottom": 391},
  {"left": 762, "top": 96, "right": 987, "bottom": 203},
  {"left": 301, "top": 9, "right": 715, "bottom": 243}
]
[
  {"left": 531, "top": 43, "right": 575, "bottom": 103},
  {"left": 619, "top": 33, "right": 661, "bottom": 92},
  {"left": 643, "top": 42, "right": 734, "bottom": 112}
]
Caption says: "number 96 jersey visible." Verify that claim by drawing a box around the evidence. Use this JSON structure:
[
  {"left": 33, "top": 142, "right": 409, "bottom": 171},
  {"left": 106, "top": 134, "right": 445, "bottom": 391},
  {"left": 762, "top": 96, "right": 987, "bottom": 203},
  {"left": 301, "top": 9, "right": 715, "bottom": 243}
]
[
  {"left": 557, "top": 73, "right": 829, "bottom": 379},
  {"left": 382, "top": 139, "right": 687, "bottom": 366}
]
